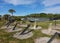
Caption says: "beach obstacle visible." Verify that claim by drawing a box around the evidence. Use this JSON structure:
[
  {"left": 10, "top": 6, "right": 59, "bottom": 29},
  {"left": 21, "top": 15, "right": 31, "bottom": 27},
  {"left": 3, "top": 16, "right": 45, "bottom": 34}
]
[
  {"left": 13, "top": 24, "right": 33, "bottom": 39},
  {"left": 47, "top": 32, "right": 60, "bottom": 43},
  {"left": 20, "top": 24, "right": 33, "bottom": 35},
  {"left": 12, "top": 23, "right": 18, "bottom": 30}
]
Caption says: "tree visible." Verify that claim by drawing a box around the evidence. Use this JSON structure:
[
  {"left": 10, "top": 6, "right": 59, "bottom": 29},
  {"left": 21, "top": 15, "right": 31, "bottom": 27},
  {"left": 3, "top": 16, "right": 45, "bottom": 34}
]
[
  {"left": 47, "top": 13, "right": 54, "bottom": 20},
  {"left": 0, "top": 15, "right": 2, "bottom": 20},
  {"left": 3, "top": 14, "right": 10, "bottom": 20},
  {"left": 8, "top": 9, "right": 16, "bottom": 16},
  {"left": 26, "top": 13, "right": 41, "bottom": 18},
  {"left": 40, "top": 13, "right": 47, "bottom": 18}
]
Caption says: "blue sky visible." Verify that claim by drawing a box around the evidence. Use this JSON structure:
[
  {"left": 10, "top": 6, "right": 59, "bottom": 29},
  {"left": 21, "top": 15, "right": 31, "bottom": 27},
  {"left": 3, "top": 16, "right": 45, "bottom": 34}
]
[{"left": 0, "top": 0, "right": 60, "bottom": 16}]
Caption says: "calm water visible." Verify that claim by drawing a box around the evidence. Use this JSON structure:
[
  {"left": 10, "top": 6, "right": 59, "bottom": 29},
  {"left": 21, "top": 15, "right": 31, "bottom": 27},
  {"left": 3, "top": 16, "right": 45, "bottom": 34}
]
[{"left": 27, "top": 18, "right": 49, "bottom": 22}]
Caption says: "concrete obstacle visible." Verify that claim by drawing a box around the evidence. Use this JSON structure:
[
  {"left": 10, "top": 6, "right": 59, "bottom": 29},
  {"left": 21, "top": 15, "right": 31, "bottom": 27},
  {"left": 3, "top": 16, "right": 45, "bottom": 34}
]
[
  {"left": 13, "top": 24, "right": 33, "bottom": 39},
  {"left": 41, "top": 23, "right": 60, "bottom": 35},
  {"left": 6, "top": 23, "right": 22, "bottom": 32},
  {"left": 29, "top": 25, "right": 42, "bottom": 30},
  {"left": 13, "top": 31, "right": 33, "bottom": 39},
  {"left": 1, "top": 17, "right": 15, "bottom": 29},
  {"left": 47, "top": 32, "right": 60, "bottom": 43},
  {"left": 52, "top": 24, "right": 60, "bottom": 29},
  {"left": 18, "top": 24, "right": 27, "bottom": 27},
  {"left": 34, "top": 37, "right": 60, "bottom": 43}
]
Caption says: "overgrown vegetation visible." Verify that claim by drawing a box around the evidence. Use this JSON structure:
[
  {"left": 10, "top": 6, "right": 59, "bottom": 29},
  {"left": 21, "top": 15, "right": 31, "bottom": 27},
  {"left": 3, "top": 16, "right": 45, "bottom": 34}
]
[
  {"left": 0, "top": 20, "right": 60, "bottom": 43},
  {"left": 0, "top": 9, "right": 60, "bottom": 43}
]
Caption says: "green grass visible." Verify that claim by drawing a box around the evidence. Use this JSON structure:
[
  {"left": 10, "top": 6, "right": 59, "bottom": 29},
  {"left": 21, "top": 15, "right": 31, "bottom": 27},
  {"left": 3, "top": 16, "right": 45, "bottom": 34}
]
[
  {"left": 0, "top": 20, "right": 60, "bottom": 43},
  {"left": 0, "top": 20, "right": 6, "bottom": 27},
  {"left": 0, "top": 29, "right": 51, "bottom": 43}
]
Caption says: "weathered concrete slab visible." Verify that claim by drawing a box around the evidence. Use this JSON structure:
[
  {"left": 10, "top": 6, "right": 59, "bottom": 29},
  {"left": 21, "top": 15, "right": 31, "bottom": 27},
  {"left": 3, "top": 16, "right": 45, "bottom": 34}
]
[
  {"left": 41, "top": 29, "right": 60, "bottom": 35},
  {"left": 41, "top": 23, "right": 60, "bottom": 35},
  {"left": 52, "top": 24, "right": 60, "bottom": 29},
  {"left": 34, "top": 37, "right": 60, "bottom": 43},
  {"left": 1, "top": 26, "right": 14, "bottom": 29},
  {"left": 5, "top": 28, "right": 22, "bottom": 32},
  {"left": 18, "top": 24, "right": 27, "bottom": 27},
  {"left": 13, "top": 32, "right": 33, "bottom": 39},
  {"left": 29, "top": 26, "right": 42, "bottom": 30}
]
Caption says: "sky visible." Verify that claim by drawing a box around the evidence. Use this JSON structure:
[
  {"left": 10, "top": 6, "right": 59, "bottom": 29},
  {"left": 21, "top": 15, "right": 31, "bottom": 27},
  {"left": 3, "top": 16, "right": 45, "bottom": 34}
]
[{"left": 0, "top": 0, "right": 60, "bottom": 16}]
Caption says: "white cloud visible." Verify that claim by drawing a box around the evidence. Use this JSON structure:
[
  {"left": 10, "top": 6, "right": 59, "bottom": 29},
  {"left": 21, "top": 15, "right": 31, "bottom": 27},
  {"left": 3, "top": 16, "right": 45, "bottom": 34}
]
[
  {"left": 42, "top": 0, "right": 60, "bottom": 7},
  {"left": 41, "top": 6, "right": 60, "bottom": 13},
  {"left": 4, "top": 0, "right": 36, "bottom": 5}
]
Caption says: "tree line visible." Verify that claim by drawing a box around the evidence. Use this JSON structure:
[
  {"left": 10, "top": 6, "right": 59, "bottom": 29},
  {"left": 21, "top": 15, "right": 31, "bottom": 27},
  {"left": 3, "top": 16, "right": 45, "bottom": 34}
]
[
  {"left": 0, "top": 9, "right": 60, "bottom": 21},
  {"left": 27, "top": 13, "right": 60, "bottom": 18}
]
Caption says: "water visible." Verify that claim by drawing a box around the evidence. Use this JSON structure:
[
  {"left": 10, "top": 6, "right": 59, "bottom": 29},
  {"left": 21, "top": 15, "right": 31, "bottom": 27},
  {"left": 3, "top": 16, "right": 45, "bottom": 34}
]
[{"left": 27, "top": 18, "right": 49, "bottom": 22}]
